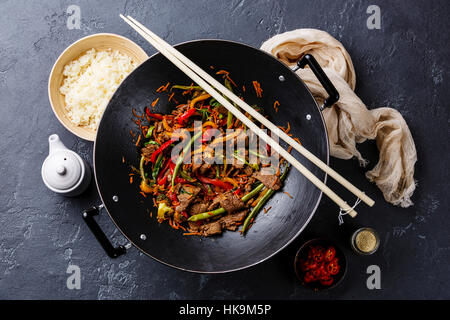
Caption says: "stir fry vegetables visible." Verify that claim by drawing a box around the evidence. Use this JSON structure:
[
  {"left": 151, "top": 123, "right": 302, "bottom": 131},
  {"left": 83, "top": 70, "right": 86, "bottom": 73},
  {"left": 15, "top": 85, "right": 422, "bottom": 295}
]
[{"left": 130, "top": 73, "right": 292, "bottom": 237}]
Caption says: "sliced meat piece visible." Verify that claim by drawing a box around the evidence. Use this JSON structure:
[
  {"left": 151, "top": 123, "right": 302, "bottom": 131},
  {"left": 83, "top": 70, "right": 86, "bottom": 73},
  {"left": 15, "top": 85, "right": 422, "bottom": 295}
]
[
  {"left": 218, "top": 209, "right": 247, "bottom": 231},
  {"left": 207, "top": 195, "right": 222, "bottom": 211},
  {"left": 193, "top": 162, "right": 212, "bottom": 175},
  {"left": 189, "top": 202, "right": 210, "bottom": 215},
  {"left": 175, "top": 185, "right": 201, "bottom": 212},
  {"left": 188, "top": 221, "right": 200, "bottom": 233},
  {"left": 199, "top": 221, "right": 223, "bottom": 236},
  {"left": 216, "top": 191, "right": 245, "bottom": 213},
  {"left": 216, "top": 105, "right": 228, "bottom": 115},
  {"left": 188, "top": 220, "right": 223, "bottom": 236},
  {"left": 158, "top": 131, "right": 171, "bottom": 144},
  {"left": 175, "top": 193, "right": 194, "bottom": 212},
  {"left": 252, "top": 170, "right": 282, "bottom": 190},
  {"left": 141, "top": 144, "right": 158, "bottom": 161}
]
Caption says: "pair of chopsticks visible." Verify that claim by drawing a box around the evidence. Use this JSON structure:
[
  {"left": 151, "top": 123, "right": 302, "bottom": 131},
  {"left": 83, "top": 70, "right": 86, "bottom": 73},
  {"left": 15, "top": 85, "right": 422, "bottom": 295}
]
[{"left": 120, "top": 15, "right": 375, "bottom": 217}]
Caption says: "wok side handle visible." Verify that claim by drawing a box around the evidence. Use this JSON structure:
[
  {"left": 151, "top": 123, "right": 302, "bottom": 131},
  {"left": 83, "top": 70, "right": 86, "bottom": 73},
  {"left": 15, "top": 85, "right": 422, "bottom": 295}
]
[
  {"left": 296, "top": 54, "right": 339, "bottom": 109},
  {"left": 82, "top": 205, "right": 128, "bottom": 258}
]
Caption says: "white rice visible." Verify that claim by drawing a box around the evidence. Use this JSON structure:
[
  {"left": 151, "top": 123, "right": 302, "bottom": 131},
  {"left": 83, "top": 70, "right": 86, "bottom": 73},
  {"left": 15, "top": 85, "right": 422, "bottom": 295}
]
[{"left": 59, "top": 48, "right": 137, "bottom": 130}]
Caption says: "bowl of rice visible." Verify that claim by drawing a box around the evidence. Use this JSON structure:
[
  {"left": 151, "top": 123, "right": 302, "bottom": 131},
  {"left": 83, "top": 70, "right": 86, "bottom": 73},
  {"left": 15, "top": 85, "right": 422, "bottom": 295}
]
[{"left": 48, "top": 33, "right": 148, "bottom": 141}]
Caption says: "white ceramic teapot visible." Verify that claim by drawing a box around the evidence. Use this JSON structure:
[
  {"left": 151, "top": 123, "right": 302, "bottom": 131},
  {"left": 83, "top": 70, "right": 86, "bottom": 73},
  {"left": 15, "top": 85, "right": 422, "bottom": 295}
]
[{"left": 41, "top": 134, "right": 92, "bottom": 196}]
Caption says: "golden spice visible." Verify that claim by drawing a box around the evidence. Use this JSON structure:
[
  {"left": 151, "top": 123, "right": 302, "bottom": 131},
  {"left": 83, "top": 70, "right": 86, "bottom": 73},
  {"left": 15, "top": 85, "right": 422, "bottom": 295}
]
[{"left": 355, "top": 230, "right": 377, "bottom": 252}]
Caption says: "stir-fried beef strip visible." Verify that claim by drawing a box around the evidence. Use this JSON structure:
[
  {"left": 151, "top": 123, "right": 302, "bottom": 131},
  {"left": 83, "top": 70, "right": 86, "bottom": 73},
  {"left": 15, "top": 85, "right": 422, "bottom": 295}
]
[
  {"left": 218, "top": 209, "right": 247, "bottom": 231},
  {"left": 175, "top": 186, "right": 201, "bottom": 212},
  {"left": 216, "top": 105, "right": 229, "bottom": 115},
  {"left": 175, "top": 193, "right": 193, "bottom": 212},
  {"left": 252, "top": 170, "right": 282, "bottom": 190},
  {"left": 217, "top": 191, "right": 246, "bottom": 213},
  {"left": 141, "top": 144, "right": 159, "bottom": 161},
  {"left": 188, "top": 220, "right": 223, "bottom": 237},
  {"left": 193, "top": 163, "right": 211, "bottom": 175},
  {"left": 188, "top": 202, "right": 210, "bottom": 215},
  {"left": 187, "top": 209, "right": 248, "bottom": 236}
]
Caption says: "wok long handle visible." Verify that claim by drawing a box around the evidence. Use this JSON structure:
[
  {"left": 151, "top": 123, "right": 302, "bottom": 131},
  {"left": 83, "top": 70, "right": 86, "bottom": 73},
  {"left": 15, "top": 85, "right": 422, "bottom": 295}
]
[
  {"left": 296, "top": 54, "right": 339, "bottom": 109},
  {"left": 82, "top": 205, "right": 128, "bottom": 258}
]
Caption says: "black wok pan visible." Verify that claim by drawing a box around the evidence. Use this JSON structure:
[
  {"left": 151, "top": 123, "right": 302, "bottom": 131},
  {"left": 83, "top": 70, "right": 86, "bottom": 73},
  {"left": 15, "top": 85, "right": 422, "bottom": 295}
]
[{"left": 84, "top": 39, "right": 338, "bottom": 273}]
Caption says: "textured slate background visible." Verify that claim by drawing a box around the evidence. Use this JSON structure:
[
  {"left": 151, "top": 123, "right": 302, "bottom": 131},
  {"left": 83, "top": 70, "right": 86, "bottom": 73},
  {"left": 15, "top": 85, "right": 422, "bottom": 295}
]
[{"left": 0, "top": 0, "right": 449, "bottom": 299}]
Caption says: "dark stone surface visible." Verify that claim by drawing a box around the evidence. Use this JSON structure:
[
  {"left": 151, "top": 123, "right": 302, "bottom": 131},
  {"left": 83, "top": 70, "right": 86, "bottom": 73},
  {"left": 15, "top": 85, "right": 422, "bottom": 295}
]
[{"left": 0, "top": 0, "right": 448, "bottom": 299}]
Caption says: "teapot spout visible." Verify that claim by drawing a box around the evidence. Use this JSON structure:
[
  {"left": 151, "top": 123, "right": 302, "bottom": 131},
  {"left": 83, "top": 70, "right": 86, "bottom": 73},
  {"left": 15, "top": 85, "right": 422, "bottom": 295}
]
[{"left": 48, "top": 134, "right": 67, "bottom": 154}]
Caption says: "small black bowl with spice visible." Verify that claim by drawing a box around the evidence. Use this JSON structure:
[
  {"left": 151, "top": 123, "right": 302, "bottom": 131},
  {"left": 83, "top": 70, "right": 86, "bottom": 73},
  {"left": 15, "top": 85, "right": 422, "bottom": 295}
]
[
  {"left": 294, "top": 238, "right": 347, "bottom": 291},
  {"left": 351, "top": 227, "right": 380, "bottom": 255}
]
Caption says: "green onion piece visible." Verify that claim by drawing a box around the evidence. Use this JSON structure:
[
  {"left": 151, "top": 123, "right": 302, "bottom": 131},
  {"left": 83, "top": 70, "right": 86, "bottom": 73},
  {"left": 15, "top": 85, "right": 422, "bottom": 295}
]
[
  {"left": 171, "top": 85, "right": 203, "bottom": 90},
  {"left": 151, "top": 153, "right": 164, "bottom": 181},
  {"left": 171, "top": 131, "right": 203, "bottom": 188}
]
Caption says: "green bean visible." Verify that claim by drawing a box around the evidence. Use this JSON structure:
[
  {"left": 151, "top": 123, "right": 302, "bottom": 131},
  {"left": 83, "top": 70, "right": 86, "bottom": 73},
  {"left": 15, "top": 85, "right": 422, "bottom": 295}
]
[
  {"left": 140, "top": 156, "right": 151, "bottom": 186},
  {"left": 240, "top": 183, "right": 265, "bottom": 202},
  {"left": 171, "top": 85, "right": 203, "bottom": 90},
  {"left": 241, "top": 167, "right": 290, "bottom": 233},
  {"left": 151, "top": 153, "right": 164, "bottom": 181},
  {"left": 187, "top": 183, "right": 265, "bottom": 222},
  {"left": 188, "top": 208, "right": 226, "bottom": 222},
  {"left": 171, "top": 131, "right": 202, "bottom": 188}
]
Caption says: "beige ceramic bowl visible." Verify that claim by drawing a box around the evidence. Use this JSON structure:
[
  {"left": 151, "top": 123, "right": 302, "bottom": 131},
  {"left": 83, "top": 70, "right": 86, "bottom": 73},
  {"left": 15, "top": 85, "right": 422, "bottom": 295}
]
[{"left": 48, "top": 33, "right": 149, "bottom": 141}]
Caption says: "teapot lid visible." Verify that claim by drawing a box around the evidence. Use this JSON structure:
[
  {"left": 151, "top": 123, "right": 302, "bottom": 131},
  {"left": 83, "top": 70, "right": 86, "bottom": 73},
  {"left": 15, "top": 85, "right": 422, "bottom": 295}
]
[{"left": 41, "top": 135, "right": 83, "bottom": 191}]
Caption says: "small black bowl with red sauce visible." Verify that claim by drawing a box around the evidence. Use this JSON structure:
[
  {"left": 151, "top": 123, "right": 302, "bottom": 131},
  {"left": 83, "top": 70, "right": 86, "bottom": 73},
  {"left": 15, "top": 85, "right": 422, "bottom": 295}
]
[{"left": 294, "top": 238, "right": 347, "bottom": 291}]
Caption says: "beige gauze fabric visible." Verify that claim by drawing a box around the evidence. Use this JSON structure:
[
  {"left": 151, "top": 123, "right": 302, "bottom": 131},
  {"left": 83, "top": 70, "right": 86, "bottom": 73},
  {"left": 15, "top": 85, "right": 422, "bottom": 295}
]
[{"left": 261, "top": 29, "right": 417, "bottom": 207}]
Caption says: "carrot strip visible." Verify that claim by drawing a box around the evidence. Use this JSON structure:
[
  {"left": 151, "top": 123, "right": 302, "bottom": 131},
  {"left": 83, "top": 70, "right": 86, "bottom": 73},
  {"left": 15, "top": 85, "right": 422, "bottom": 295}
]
[
  {"left": 151, "top": 98, "right": 160, "bottom": 108},
  {"left": 273, "top": 100, "right": 280, "bottom": 113},
  {"left": 284, "top": 191, "right": 293, "bottom": 199},
  {"left": 135, "top": 134, "right": 141, "bottom": 146},
  {"left": 216, "top": 70, "right": 229, "bottom": 76}
]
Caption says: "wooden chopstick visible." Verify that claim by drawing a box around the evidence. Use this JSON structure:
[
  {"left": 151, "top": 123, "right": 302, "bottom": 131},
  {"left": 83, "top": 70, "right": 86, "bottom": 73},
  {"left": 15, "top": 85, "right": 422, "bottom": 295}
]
[{"left": 120, "top": 14, "right": 368, "bottom": 217}]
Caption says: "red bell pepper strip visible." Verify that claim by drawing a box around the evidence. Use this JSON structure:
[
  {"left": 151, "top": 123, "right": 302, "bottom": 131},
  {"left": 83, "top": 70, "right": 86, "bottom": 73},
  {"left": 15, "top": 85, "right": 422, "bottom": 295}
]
[
  {"left": 174, "top": 177, "right": 188, "bottom": 184},
  {"left": 145, "top": 107, "right": 164, "bottom": 120},
  {"left": 178, "top": 108, "right": 198, "bottom": 125},
  {"left": 233, "top": 188, "right": 242, "bottom": 196},
  {"left": 150, "top": 139, "right": 176, "bottom": 163},
  {"left": 157, "top": 175, "right": 168, "bottom": 186},
  {"left": 157, "top": 159, "right": 171, "bottom": 179},
  {"left": 197, "top": 175, "right": 233, "bottom": 190},
  {"left": 168, "top": 191, "right": 179, "bottom": 205},
  {"left": 169, "top": 160, "right": 176, "bottom": 174}
]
